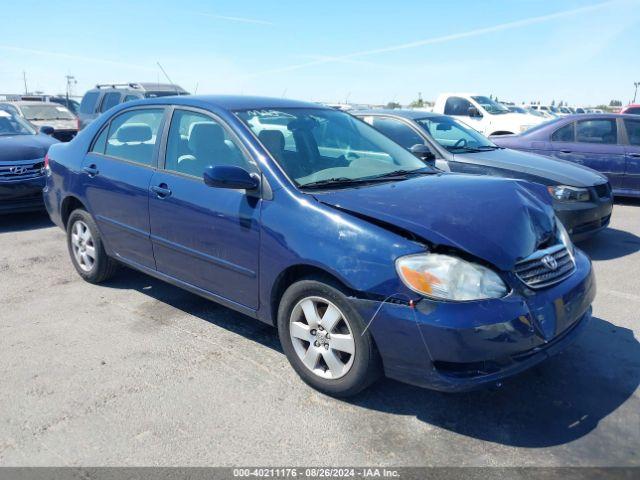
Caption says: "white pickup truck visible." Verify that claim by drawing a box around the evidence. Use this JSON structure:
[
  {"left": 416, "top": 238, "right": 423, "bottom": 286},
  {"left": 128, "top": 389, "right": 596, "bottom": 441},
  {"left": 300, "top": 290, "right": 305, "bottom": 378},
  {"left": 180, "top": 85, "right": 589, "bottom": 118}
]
[{"left": 432, "top": 93, "right": 544, "bottom": 136}]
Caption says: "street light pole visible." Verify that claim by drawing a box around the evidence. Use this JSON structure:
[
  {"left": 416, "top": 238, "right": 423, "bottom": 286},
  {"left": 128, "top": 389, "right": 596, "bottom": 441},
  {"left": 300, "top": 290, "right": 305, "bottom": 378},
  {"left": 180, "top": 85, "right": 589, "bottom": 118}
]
[{"left": 634, "top": 82, "right": 639, "bottom": 104}]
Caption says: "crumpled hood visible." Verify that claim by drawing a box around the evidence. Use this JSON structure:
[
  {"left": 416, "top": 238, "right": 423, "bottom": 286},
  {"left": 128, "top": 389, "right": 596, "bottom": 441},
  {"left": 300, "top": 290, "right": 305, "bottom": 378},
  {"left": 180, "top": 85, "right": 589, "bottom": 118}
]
[
  {"left": 454, "top": 148, "right": 608, "bottom": 187},
  {"left": 0, "top": 134, "right": 58, "bottom": 162},
  {"left": 312, "top": 174, "right": 556, "bottom": 271}
]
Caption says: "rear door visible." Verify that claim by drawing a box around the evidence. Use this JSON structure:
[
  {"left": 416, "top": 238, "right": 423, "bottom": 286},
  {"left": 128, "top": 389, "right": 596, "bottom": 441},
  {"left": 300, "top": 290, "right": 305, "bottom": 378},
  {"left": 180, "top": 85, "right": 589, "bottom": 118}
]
[
  {"left": 551, "top": 118, "right": 626, "bottom": 190},
  {"left": 81, "top": 107, "right": 166, "bottom": 269},
  {"left": 148, "top": 108, "right": 261, "bottom": 309},
  {"left": 622, "top": 117, "right": 640, "bottom": 194}
]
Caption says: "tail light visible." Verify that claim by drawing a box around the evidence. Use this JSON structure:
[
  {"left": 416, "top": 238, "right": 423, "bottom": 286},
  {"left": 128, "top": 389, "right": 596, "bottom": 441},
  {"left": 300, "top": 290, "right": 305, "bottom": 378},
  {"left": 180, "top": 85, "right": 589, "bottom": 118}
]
[{"left": 44, "top": 153, "right": 50, "bottom": 171}]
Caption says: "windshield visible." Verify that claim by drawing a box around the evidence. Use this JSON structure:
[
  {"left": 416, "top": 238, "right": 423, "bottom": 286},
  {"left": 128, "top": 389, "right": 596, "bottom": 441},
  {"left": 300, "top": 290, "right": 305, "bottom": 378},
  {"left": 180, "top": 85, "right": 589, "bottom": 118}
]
[
  {"left": 508, "top": 106, "right": 527, "bottom": 114},
  {"left": 471, "top": 96, "right": 510, "bottom": 115},
  {"left": 0, "top": 110, "right": 36, "bottom": 136},
  {"left": 416, "top": 116, "right": 496, "bottom": 152},
  {"left": 20, "top": 104, "right": 75, "bottom": 121},
  {"left": 235, "top": 107, "right": 430, "bottom": 187}
]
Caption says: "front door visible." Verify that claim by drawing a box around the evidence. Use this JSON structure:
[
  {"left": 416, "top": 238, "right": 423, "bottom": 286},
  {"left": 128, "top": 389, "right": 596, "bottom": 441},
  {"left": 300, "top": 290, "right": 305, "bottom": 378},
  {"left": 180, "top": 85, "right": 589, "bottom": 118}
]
[
  {"left": 149, "top": 108, "right": 261, "bottom": 309},
  {"left": 623, "top": 117, "right": 640, "bottom": 194},
  {"left": 552, "top": 118, "right": 626, "bottom": 190},
  {"left": 81, "top": 107, "right": 165, "bottom": 269}
]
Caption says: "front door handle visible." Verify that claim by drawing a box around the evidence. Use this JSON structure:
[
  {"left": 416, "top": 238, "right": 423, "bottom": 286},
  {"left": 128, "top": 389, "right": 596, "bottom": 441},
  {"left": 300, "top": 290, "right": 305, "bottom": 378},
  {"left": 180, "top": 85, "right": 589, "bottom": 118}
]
[
  {"left": 150, "top": 184, "right": 172, "bottom": 199},
  {"left": 83, "top": 164, "right": 99, "bottom": 177},
  {"left": 560, "top": 149, "right": 572, "bottom": 154},
  {"left": 629, "top": 153, "right": 640, "bottom": 158}
]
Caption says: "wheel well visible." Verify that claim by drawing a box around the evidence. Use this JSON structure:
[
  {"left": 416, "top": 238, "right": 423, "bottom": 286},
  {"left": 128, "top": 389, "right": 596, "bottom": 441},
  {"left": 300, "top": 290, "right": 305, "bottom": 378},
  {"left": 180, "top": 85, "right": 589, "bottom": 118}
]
[
  {"left": 60, "top": 196, "right": 86, "bottom": 227},
  {"left": 490, "top": 131, "right": 514, "bottom": 136},
  {"left": 270, "top": 265, "right": 354, "bottom": 325}
]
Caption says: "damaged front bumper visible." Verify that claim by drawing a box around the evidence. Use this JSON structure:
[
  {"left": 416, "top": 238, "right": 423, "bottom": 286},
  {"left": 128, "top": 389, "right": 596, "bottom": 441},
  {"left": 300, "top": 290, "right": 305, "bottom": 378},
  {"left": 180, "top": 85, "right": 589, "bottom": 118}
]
[{"left": 352, "top": 249, "right": 595, "bottom": 392}]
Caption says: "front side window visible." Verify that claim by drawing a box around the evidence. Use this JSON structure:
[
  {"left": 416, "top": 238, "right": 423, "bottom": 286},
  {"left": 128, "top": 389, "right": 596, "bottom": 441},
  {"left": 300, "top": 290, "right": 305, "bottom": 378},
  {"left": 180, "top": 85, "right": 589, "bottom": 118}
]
[
  {"left": 551, "top": 123, "right": 575, "bottom": 142},
  {"left": 0, "top": 109, "right": 36, "bottom": 136},
  {"left": 100, "top": 92, "right": 121, "bottom": 113},
  {"left": 99, "top": 109, "right": 164, "bottom": 166},
  {"left": 416, "top": 115, "right": 496, "bottom": 153},
  {"left": 164, "top": 110, "right": 255, "bottom": 178},
  {"left": 576, "top": 119, "right": 617, "bottom": 144},
  {"left": 235, "top": 108, "right": 429, "bottom": 187},
  {"left": 366, "top": 117, "right": 425, "bottom": 150},
  {"left": 79, "top": 91, "right": 99, "bottom": 114},
  {"left": 471, "top": 96, "right": 509, "bottom": 115},
  {"left": 444, "top": 97, "right": 472, "bottom": 116},
  {"left": 625, "top": 119, "right": 640, "bottom": 146}
]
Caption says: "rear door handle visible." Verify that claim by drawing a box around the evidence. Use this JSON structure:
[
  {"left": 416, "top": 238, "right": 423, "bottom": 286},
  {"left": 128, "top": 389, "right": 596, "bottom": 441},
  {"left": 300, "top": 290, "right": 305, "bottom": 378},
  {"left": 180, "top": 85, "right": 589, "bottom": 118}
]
[
  {"left": 560, "top": 149, "right": 572, "bottom": 154},
  {"left": 83, "top": 164, "right": 99, "bottom": 177},
  {"left": 150, "top": 184, "right": 172, "bottom": 198},
  {"left": 629, "top": 153, "right": 640, "bottom": 158}
]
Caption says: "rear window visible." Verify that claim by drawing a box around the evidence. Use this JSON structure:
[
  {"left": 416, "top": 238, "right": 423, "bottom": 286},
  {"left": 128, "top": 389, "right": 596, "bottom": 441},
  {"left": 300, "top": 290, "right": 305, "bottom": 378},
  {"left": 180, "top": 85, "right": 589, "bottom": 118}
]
[
  {"left": 79, "top": 92, "right": 100, "bottom": 114},
  {"left": 144, "top": 91, "right": 185, "bottom": 98},
  {"left": 20, "top": 104, "right": 75, "bottom": 121}
]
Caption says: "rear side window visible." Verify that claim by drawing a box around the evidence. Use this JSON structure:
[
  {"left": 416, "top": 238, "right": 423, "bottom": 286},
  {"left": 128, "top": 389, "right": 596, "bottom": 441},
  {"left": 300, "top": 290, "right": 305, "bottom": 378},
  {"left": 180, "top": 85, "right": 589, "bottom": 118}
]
[
  {"left": 100, "top": 92, "right": 121, "bottom": 113},
  {"left": 576, "top": 119, "right": 617, "bottom": 144},
  {"left": 123, "top": 95, "right": 141, "bottom": 103},
  {"left": 444, "top": 97, "right": 472, "bottom": 116},
  {"left": 625, "top": 119, "right": 640, "bottom": 146},
  {"left": 369, "top": 117, "right": 425, "bottom": 149},
  {"left": 551, "top": 123, "right": 574, "bottom": 142},
  {"left": 103, "top": 109, "right": 164, "bottom": 166},
  {"left": 625, "top": 107, "right": 640, "bottom": 115},
  {"left": 79, "top": 91, "right": 99, "bottom": 114}
]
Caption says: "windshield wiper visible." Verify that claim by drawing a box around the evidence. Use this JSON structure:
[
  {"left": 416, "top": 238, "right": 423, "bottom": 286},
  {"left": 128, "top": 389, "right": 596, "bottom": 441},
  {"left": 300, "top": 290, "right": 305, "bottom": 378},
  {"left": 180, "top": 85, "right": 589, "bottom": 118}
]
[
  {"left": 364, "top": 167, "right": 435, "bottom": 180},
  {"left": 300, "top": 177, "right": 370, "bottom": 189}
]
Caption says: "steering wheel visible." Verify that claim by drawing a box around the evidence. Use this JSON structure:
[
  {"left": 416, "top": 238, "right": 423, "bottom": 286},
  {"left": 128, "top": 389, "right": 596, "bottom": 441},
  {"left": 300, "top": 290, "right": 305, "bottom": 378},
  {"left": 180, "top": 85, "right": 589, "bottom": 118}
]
[{"left": 453, "top": 138, "right": 468, "bottom": 148}]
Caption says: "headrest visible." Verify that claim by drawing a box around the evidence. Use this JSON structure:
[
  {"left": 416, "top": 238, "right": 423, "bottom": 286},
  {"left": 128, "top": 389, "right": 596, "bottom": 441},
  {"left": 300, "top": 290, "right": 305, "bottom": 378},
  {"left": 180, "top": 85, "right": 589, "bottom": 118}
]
[
  {"left": 188, "top": 122, "right": 226, "bottom": 151},
  {"left": 116, "top": 123, "right": 152, "bottom": 143},
  {"left": 258, "top": 129, "right": 285, "bottom": 152}
]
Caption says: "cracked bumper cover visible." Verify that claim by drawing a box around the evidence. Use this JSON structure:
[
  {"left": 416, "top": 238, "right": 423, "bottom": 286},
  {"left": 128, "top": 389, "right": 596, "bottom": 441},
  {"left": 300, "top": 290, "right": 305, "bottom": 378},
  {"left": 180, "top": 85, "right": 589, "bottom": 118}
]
[{"left": 351, "top": 249, "right": 595, "bottom": 392}]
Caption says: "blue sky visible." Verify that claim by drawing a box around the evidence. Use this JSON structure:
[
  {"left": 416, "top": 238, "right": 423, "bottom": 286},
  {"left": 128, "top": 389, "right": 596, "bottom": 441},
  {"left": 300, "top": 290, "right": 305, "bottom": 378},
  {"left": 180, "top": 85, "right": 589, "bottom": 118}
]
[{"left": 1, "top": 0, "right": 639, "bottom": 105}]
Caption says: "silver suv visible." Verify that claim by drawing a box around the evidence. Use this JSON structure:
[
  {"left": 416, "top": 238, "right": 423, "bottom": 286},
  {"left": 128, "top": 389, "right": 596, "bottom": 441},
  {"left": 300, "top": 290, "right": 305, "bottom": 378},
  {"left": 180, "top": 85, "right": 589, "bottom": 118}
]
[{"left": 77, "top": 83, "right": 189, "bottom": 129}]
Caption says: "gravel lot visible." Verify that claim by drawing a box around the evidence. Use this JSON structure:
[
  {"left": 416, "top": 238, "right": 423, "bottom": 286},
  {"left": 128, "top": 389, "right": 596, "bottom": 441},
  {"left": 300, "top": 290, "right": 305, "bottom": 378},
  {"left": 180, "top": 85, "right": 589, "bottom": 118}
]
[{"left": 0, "top": 201, "right": 639, "bottom": 467}]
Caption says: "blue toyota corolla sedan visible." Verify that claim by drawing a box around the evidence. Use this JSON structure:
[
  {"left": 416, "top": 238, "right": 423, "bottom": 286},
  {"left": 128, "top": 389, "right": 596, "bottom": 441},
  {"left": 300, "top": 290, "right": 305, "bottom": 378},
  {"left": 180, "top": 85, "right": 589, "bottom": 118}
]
[{"left": 43, "top": 96, "right": 595, "bottom": 396}]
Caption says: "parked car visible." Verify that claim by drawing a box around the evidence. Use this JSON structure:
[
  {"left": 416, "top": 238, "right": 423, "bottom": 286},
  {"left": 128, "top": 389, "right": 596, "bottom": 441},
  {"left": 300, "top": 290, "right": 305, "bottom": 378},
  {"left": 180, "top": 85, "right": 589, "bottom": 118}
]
[
  {"left": 78, "top": 83, "right": 189, "bottom": 129},
  {"left": 0, "top": 109, "right": 58, "bottom": 214},
  {"left": 432, "top": 93, "right": 544, "bottom": 136},
  {"left": 492, "top": 114, "right": 640, "bottom": 198},
  {"left": 621, "top": 104, "right": 640, "bottom": 115},
  {"left": 44, "top": 95, "right": 595, "bottom": 397},
  {"left": 5, "top": 94, "right": 82, "bottom": 116},
  {"left": 355, "top": 110, "right": 613, "bottom": 241},
  {"left": 0, "top": 101, "right": 77, "bottom": 142}
]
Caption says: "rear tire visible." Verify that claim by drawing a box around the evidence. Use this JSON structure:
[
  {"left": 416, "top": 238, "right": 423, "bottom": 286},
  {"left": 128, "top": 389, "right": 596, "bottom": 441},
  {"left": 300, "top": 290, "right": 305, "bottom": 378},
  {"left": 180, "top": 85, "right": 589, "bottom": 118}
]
[
  {"left": 277, "top": 278, "right": 381, "bottom": 397},
  {"left": 66, "top": 209, "right": 118, "bottom": 284}
]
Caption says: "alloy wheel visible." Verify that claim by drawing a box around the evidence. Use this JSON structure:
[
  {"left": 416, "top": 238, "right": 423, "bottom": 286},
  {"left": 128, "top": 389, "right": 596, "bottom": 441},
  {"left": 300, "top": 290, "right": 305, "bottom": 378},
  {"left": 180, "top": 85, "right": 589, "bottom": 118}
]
[
  {"left": 70, "top": 220, "right": 96, "bottom": 272},
  {"left": 289, "top": 296, "right": 356, "bottom": 380}
]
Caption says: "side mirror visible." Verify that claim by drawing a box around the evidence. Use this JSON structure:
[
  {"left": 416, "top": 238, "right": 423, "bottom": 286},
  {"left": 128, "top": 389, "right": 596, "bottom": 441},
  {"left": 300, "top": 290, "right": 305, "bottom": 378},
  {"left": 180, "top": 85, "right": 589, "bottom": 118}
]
[
  {"left": 203, "top": 165, "right": 260, "bottom": 190},
  {"left": 39, "top": 126, "right": 55, "bottom": 136},
  {"left": 410, "top": 144, "right": 436, "bottom": 166},
  {"left": 468, "top": 106, "right": 481, "bottom": 118}
]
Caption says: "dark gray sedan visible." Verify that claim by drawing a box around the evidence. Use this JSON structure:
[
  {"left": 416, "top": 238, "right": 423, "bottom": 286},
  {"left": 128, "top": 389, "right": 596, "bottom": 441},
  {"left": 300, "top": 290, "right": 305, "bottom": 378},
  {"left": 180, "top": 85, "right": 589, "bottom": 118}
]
[{"left": 354, "top": 109, "right": 613, "bottom": 241}]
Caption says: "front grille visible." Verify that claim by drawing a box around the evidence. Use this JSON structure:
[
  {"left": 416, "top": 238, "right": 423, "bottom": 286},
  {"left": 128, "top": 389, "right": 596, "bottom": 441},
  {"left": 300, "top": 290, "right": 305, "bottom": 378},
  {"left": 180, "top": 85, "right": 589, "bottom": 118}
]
[
  {"left": 515, "top": 244, "right": 575, "bottom": 289},
  {"left": 593, "top": 182, "right": 611, "bottom": 199},
  {"left": 0, "top": 160, "right": 45, "bottom": 181}
]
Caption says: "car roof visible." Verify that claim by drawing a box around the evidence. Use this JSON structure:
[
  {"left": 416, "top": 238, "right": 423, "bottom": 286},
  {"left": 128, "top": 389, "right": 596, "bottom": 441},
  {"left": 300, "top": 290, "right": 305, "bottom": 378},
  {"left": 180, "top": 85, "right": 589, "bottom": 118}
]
[
  {"left": 353, "top": 108, "right": 442, "bottom": 120},
  {"left": 125, "top": 95, "right": 327, "bottom": 111}
]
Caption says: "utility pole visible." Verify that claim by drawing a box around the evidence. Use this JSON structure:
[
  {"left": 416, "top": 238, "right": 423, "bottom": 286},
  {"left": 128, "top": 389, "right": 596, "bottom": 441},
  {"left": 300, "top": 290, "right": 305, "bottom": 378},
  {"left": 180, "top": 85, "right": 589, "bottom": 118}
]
[
  {"left": 23, "top": 71, "right": 28, "bottom": 95},
  {"left": 65, "top": 75, "right": 77, "bottom": 103},
  {"left": 634, "top": 82, "right": 639, "bottom": 103}
]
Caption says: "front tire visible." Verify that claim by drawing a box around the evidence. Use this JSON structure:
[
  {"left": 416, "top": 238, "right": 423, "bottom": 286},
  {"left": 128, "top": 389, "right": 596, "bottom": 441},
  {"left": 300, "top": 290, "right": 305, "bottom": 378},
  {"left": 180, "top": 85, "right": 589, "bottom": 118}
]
[
  {"left": 277, "top": 279, "right": 381, "bottom": 397},
  {"left": 66, "top": 209, "right": 118, "bottom": 283}
]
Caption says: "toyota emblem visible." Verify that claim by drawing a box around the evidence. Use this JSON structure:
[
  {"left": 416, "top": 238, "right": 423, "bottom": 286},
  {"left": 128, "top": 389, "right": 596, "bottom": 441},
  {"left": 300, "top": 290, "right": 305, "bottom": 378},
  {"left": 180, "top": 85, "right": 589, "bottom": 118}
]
[{"left": 541, "top": 254, "right": 558, "bottom": 271}]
